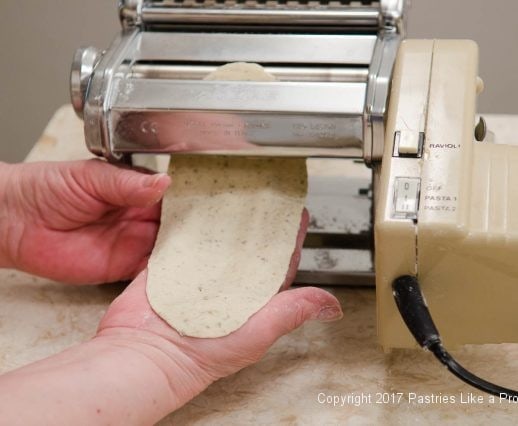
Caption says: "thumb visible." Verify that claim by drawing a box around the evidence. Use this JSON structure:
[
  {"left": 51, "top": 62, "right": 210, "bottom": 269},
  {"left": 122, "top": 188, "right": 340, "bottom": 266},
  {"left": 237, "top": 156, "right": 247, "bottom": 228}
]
[
  {"left": 72, "top": 159, "right": 171, "bottom": 208},
  {"left": 223, "top": 287, "right": 342, "bottom": 363}
]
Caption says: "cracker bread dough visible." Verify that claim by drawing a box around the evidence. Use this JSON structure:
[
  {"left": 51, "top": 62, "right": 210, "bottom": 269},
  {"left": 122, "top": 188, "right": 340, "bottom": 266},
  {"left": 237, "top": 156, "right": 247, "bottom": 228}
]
[
  {"left": 147, "top": 156, "right": 307, "bottom": 337},
  {"left": 202, "top": 62, "right": 276, "bottom": 82},
  {"left": 146, "top": 63, "right": 307, "bottom": 337}
]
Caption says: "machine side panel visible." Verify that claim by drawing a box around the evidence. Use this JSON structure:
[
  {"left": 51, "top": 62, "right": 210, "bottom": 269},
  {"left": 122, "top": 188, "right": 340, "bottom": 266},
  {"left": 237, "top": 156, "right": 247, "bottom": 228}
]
[
  {"left": 420, "top": 141, "right": 518, "bottom": 345},
  {"left": 375, "top": 40, "right": 433, "bottom": 350}
]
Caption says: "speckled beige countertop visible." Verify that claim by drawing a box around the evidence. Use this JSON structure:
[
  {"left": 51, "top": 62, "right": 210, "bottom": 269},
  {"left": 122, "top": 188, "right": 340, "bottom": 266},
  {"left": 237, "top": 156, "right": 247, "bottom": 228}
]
[{"left": 1, "top": 106, "right": 518, "bottom": 425}]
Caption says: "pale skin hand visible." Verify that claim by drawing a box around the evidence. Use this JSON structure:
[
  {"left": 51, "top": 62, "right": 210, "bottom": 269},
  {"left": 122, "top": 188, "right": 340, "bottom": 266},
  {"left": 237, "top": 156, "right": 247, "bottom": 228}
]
[
  {"left": 0, "top": 159, "right": 171, "bottom": 284},
  {"left": 0, "top": 209, "right": 343, "bottom": 425}
]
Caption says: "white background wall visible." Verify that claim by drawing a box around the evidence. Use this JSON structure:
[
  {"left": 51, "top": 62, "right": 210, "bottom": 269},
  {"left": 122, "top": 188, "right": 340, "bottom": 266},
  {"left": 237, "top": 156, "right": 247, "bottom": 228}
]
[{"left": 1, "top": 0, "right": 517, "bottom": 162}]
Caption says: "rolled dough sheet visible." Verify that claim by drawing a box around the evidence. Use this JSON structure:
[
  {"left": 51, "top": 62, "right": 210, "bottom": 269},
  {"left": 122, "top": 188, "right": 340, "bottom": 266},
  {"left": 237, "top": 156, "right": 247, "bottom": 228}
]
[
  {"left": 147, "top": 62, "right": 307, "bottom": 337},
  {"left": 147, "top": 156, "right": 307, "bottom": 337}
]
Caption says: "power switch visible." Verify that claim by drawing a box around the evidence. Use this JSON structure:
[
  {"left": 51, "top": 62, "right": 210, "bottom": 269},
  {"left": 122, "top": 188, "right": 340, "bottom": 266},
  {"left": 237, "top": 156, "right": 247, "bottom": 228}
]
[{"left": 392, "top": 177, "right": 421, "bottom": 220}]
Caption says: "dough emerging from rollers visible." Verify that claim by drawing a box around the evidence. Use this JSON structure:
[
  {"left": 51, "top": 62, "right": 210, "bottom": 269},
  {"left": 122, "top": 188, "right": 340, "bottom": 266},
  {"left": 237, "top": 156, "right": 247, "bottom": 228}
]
[
  {"left": 202, "top": 62, "right": 276, "bottom": 82},
  {"left": 147, "top": 156, "right": 307, "bottom": 337},
  {"left": 146, "top": 63, "right": 307, "bottom": 337}
]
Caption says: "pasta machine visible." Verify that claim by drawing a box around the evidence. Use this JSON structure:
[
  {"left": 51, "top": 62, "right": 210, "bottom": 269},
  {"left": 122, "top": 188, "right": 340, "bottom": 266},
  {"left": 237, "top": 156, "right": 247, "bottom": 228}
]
[
  {"left": 71, "top": 0, "right": 518, "bottom": 350},
  {"left": 71, "top": 0, "right": 404, "bottom": 288}
]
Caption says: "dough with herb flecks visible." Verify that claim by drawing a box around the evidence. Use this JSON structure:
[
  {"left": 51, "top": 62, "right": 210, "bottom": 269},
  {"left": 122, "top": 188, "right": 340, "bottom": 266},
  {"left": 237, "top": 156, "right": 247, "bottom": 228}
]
[
  {"left": 146, "top": 63, "right": 307, "bottom": 337},
  {"left": 147, "top": 155, "right": 307, "bottom": 337}
]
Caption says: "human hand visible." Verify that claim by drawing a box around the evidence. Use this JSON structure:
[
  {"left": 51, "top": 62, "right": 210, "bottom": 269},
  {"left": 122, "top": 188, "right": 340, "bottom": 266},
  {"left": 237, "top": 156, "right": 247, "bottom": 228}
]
[
  {"left": 97, "top": 210, "right": 343, "bottom": 415},
  {"left": 0, "top": 210, "right": 342, "bottom": 425},
  {"left": 0, "top": 159, "right": 170, "bottom": 284}
]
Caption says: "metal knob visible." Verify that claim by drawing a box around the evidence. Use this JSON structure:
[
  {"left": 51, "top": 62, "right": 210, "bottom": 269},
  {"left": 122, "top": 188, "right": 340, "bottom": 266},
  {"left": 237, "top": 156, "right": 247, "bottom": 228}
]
[
  {"left": 119, "top": 0, "right": 142, "bottom": 28},
  {"left": 70, "top": 47, "right": 102, "bottom": 119}
]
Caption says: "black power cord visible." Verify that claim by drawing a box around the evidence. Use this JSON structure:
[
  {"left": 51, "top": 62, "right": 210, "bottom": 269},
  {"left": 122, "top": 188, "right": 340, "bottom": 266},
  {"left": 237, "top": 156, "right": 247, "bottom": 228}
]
[{"left": 392, "top": 275, "right": 518, "bottom": 400}]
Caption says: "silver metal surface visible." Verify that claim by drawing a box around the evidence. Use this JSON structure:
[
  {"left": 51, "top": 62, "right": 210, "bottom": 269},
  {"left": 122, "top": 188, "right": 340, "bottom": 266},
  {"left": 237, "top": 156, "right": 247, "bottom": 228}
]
[
  {"left": 136, "top": 32, "right": 377, "bottom": 65},
  {"left": 130, "top": 64, "right": 369, "bottom": 82},
  {"left": 140, "top": 7, "right": 380, "bottom": 26},
  {"left": 363, "top": 31, "right": 401, "bottom": 165},
  {"left": 81, "top": 3, "right": 404, "bottom": 162},
  {"left": 380, "top": 0, "right": 406, "bottom": 33},
  {"left": 109, "top": 79, "right": 366, "bottom": 156},
  {"left": 361, "top": 0, "right": 406, "bottom": 165},
  {"left": 297, "top": 158, "right": 374, "bottom": 285},
  {"left": 83, "top": 29, "right": 140, "bottom": 160},
  {"left": 113, "top": 79, "right": 366, "bottom": 114},
  {"left": 120, "top": 0, "right": 386, "bottom": 29},
  {"left": 111, "top": 110, "right": 364, "bottom": 156},
  {"left": 119, "top": 0, "right": 142, "bottom": 28},
  {"left": 70, "top": 47, "right": 102, "bottom": 118}
]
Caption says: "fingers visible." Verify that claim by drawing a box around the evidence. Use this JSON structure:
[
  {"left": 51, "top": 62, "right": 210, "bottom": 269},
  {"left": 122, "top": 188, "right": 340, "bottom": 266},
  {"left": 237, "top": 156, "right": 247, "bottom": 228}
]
[
  {"left": 280, "top": 208, "right": 309, "bottom": 291},
  {"left": 238, "top": 287, "right": 343, "bottom": 355},
  {"left": 70, "top": 159, "right": 171, "bottom": 208}
]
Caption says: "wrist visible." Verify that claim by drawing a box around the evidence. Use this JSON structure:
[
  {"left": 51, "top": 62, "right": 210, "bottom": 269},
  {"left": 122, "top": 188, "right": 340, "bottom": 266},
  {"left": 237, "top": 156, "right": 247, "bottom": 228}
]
[{"left": 95, "top": 327, "right": 215, "bottom": 413}]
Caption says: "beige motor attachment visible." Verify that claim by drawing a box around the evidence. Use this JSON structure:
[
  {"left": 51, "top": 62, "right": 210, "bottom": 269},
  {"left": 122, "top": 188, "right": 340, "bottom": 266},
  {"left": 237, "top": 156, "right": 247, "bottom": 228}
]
[{"left": 376, "top": 39, "right": 518, "bottom": 350}]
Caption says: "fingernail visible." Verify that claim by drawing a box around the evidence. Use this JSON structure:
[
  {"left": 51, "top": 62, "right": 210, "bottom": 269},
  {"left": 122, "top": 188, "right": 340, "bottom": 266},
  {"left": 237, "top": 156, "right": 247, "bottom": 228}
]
[
  {"left": 317, "top": 306, "right": 343, "bottom": 322},
  {"left": 143, "top": 173, "right": 167, "bottom": 188}
]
